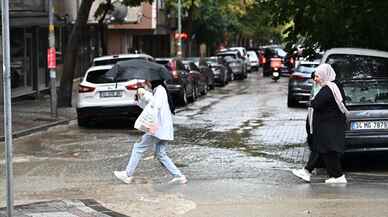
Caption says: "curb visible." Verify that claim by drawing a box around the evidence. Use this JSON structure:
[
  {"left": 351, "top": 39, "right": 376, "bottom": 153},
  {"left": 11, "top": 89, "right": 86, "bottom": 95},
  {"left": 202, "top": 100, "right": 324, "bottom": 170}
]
[{"left": 0, "top": 119, "right": 71, "bottom": 142}]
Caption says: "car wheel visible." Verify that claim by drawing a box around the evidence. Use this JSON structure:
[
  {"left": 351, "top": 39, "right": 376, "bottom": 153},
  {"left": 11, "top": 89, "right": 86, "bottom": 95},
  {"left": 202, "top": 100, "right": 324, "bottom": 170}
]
[
  {"left": 179, "top": 88, "right": 188, "bottom": 106},
  {"left": 202, "top": 83, "right": 208, "bottom": 95},
  {"left": 195, "top": 86, "right": 200, "bottom": 98},
  {"left": 189, "top": 86, "right": 196, "bottom": 102},
  {"left": 287, "top": 93, "right": 298, "bottom": 107}
]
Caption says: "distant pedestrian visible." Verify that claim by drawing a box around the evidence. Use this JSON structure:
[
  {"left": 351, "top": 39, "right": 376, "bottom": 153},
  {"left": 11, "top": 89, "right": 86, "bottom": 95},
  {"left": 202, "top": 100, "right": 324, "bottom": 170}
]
[
  {"left": 114, "top": 80, "right": 187, "bottom": 184},
  {"left": 292, "top": 64, "right": 349, "bottom": 184}
]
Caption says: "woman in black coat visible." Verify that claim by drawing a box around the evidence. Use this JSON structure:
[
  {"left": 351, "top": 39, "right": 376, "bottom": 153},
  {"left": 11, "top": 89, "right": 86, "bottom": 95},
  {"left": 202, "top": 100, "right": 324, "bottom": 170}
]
[{"left": 292, "top": 64, "right": 349, "bottom": 184}]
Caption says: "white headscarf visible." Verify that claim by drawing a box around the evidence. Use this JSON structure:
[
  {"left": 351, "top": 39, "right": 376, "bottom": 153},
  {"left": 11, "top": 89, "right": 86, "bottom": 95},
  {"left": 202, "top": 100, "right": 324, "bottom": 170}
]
[{"left": 315, "top": 64, "right": 349, "bottom": 115}]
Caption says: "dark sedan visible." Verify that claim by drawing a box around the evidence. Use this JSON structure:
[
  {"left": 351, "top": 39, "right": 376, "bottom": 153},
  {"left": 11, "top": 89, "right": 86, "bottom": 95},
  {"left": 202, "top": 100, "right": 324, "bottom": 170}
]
[
  {"left": 181, "top": 59, "right": 208, "bottom": 97},
  {"left": 188, "top": 57, "right": 216, "bottom": 90},
  {"left": 205, "top": 57, "right": 229, "bottom": 85},
  {"left": 155, "top": 58, "right": 196, "bottom": 106},
  {"left": 216, "top": 50, "right": 246, "bottom": 80},
  {"left": 287, "top": 61, "right": 319, "bottom": 107}
]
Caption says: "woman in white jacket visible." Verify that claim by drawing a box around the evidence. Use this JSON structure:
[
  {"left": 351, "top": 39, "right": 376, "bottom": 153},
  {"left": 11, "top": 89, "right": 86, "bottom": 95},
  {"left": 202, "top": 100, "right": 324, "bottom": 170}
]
[{"left": 114, "top": 80, "right": 187, "bottom": 184}]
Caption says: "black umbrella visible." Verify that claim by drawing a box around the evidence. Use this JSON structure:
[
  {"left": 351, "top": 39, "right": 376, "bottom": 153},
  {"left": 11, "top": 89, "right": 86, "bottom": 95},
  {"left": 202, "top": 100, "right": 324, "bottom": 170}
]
[{"left": 104, "top": 59, "right": 172, "bottom": 82}]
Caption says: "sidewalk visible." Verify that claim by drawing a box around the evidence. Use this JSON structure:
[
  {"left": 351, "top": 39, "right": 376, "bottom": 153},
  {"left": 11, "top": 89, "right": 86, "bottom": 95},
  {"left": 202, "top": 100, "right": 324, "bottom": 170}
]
[
  {"left": 0, "top": 199, "right": 128, "bottom": 217},
  {"left": 0, "top": 84, "right": 78, "bottom": 142}
]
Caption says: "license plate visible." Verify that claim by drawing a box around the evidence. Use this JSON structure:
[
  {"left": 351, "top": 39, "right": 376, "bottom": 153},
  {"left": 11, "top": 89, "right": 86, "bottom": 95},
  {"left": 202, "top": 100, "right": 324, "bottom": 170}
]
[
  {"left": 273, "top": 72, "right": 279, "bottom": 76},
  {"left": 100, "top": 90, "right": 123, "bottom": 98},
  {"left": 351, "top": 121, "right": 388, "bottom": 130}
]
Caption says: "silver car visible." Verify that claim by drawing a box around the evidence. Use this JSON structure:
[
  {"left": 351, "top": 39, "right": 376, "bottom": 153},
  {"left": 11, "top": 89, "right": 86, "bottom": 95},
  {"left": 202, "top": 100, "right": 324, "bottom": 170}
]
[
  {"left": 321, "top": 48, "right": 388, "bottom": 152},
  {"left": 287, "top": 61, "right": 319, "bottom": 107}
]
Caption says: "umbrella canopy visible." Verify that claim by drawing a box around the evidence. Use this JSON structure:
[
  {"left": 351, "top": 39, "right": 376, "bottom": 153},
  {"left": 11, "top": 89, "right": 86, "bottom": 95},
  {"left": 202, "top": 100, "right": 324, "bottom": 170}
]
[{"left": 104, "top": 59, "right": 172, "bottom": 82}]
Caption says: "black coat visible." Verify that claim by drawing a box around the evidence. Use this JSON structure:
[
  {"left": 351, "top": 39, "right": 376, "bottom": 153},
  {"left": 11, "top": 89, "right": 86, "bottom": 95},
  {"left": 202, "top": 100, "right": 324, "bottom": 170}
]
[{"left": 311, "top": 84, "right": 346, "bottom": 154}]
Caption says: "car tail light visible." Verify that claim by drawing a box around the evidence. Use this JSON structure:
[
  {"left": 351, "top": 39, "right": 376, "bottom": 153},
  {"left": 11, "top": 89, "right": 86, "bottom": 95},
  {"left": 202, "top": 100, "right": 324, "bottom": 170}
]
[
  {"left": 169, "top": 60, "right": 179, "bottom": 79},
  {"left": 171, "top": 70, "right": 179, "bottom": 79},
  {"left": 79, "top": 84, "right": 95, "bottom": 93},
  {"left": 291, "top": 74, "right": 305, "bottom": 80},
  {"left": 126, "top": 81, "right": 145, "bottom": 90},
  {"left": 260, "top": 56, "right": 266, "bottom": 64}
]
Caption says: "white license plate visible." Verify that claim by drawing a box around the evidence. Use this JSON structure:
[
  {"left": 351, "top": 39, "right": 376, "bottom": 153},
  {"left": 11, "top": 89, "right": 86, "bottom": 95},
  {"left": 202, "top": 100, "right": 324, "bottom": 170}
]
[
  {"left": 273, "top": 72, "right": 279, "bottom": 76},
  {"left": 100, "top": 90, "right": 123, "bottom": 98},
  {"left": 351, "top": 121, "right": 388, "bottom": 130}
]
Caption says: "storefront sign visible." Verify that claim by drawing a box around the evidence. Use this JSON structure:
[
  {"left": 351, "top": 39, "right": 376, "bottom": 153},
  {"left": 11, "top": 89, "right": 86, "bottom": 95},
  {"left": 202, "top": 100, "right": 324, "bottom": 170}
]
[{"left": 47, "top": 48, "right": 56, "bottom": 69}]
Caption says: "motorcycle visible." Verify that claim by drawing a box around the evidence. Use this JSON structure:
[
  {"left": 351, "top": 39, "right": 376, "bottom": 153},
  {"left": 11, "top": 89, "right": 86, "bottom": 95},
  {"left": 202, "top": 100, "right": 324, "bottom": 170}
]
[
  {"left": 272, "top": 68, "right": 280, "bottom": 82},
  {"left": 270, "top": 57, "right": 282, "bottom": 82}
]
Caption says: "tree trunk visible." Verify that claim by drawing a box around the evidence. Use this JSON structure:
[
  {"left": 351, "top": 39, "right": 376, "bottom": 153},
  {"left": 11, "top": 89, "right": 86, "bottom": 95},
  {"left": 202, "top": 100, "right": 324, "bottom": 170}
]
[
  {"left": 58, "top": 0, "right": 95, "bottom": 107},
  {"left": 187, "top": 0, "right": 194, "bottom": 57},
  {"left": 99, "top": 1, "right": 112, "bottom": 55}
]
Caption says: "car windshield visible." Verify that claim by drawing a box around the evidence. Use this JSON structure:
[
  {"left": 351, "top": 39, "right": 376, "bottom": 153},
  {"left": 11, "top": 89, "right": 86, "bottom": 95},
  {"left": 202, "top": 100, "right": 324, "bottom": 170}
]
[
  {"left": 342, "top": 80, "right": 388, "bottom": 105},
  {"left": 247, "top": 51, "right": 258, "bottom": 60},
  {"left": 217, "top": 54, "right": 236, "bottom": 62},
  {"left": 274, "top": 48, "right": 287, "bottom": 57},
  {"left": 93, "top": 57, "right": 145, "bottom": 66},
  {"left": 326, "top": 54, "right": 388, "bottom": 80},
  {"left": 296, "top": 65, "right": 316, "bottom": 74},
  {"left": 205, "top": 58, "right": 218, "bottom": 63},
  {"left": 86, "top": 69, "right": 113, "bottom": 83}
]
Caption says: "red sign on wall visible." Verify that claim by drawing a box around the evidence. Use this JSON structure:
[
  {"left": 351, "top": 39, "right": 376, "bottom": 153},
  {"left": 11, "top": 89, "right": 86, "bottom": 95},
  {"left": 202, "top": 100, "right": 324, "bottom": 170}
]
[{"left": 47, "top": 48, "right": 56, "bottom": 69}]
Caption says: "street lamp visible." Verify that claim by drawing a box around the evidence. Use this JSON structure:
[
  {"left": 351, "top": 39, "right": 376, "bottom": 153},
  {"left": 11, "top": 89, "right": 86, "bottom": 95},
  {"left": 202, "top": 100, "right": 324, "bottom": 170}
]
[{"left": 2, "top": 0, "right": 14, "bottom": 216}]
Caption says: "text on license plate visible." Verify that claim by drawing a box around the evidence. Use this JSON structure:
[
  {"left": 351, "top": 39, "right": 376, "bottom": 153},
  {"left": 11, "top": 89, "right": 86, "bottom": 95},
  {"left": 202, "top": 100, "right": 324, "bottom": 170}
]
[
  {"left": 351, "top": 121, "right": 388, "bottom": 130},
  {"left": 100, "top": 91, "right": 123, "bottom": 98}
]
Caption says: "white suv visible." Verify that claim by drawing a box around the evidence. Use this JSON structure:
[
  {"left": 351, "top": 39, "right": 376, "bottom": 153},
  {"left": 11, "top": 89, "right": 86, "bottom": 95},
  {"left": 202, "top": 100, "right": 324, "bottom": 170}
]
[
  {"left": 92, "top": 53, "right": 154, "bottom": 66},
  {"left": 76, "top": 53, "right": 154, "bottom": 127}
]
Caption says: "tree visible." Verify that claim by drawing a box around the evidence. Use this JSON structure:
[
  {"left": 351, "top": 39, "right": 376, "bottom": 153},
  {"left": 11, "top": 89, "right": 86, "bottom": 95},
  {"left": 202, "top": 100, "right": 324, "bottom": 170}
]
[
  {"left": 58, "top": 0, "right": 152, "bottom": 107},
  {"left": 261, "top": 0, "right": 388, "bottom": 55}
]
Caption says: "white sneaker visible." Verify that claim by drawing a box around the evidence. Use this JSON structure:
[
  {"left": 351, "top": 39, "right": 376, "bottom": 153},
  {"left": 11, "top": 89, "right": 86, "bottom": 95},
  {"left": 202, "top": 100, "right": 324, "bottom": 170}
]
[
  {"left": 168, "top": 176, "right": 188, "bottom": 184},
  {"left": 114, "top": 171, "right": 133, "bottom": 184},
  {"left": 292, "top": 168, "right": 311, "bottom": 182},
  {"left": 325, "top": 175, "right": 347, "bottom": 184}
]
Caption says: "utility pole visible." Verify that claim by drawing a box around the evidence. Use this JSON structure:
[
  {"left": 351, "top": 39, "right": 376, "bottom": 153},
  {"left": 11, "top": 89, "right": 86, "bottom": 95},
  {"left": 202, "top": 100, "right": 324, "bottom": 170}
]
[
  {"left": 177, "top": 0, "right": 182, "bottom": 58},
  {"left": 2, "top": 0, "right": 14, "bottom": 215},
  {"left": 48, "top": 0, "right": 58, "bottom": 118}
]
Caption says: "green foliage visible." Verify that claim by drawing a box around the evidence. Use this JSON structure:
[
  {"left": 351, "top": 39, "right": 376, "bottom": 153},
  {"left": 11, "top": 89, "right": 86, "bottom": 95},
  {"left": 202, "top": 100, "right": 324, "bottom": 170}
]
[
  {"left": 94, "top": 0, "right": 153, "bottom": 18},
  {"left": 262, "top": 0, "right": 388, "bottom": 53}
]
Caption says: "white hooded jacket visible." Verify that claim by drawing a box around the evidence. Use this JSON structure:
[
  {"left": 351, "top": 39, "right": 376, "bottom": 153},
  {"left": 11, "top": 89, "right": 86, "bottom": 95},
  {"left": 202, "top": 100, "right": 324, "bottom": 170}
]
[{"left": 150, "top": 85, "right": 174, "bottom": 141}]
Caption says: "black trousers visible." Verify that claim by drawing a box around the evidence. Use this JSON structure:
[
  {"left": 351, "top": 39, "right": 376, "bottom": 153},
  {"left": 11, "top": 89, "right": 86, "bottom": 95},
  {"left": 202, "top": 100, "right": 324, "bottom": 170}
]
[
  {"left": 305, "top": 151, "right": 320, "bottom": 173},
  {"left": 322, "top": 152, "right": 343, "bottom": 178},
  {"left": 305, "top": 151, "right": 343, "bottom": 178}
]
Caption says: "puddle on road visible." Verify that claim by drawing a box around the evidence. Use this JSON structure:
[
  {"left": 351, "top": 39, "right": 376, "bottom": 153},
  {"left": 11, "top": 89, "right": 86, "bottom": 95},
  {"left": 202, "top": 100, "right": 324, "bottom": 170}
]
[{"left": 175, "top": 118, "right": 306, "bottom": 164}]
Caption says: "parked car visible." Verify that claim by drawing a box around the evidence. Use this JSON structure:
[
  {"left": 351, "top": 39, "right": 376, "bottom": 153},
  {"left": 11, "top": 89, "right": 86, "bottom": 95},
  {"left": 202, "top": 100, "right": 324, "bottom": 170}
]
[
  {"left": 247, "top": 50, "right": 259, "bottom": 71},
  {"left": 155, "top": 58, "right": 196, "bottom": 106},
  {"left": 261, "top": 45, "right": 294, "bottom": 76},
  {"left": 226, "top": 46, "right": 251, "bottom": 73},
  {"left": 92, "top": 53, "right": 154, "bottom": 66},
  {"left": 287, "top": 61, "right": 320, "bottom": 107},
  {"left": 205, "top": 56, "right": 230, "bottom": 85},
  {"left": 182, "top": 59, "right": 208, "bottom": 97},
  {"left": 216, "top": 50, "right": 246, "bottom": 80},
  {"left": 320, "top": 48, "right": 388, "bottom": 152},
  {"left": 76, "top": 65, "right": 145, "bottom": 126},
  {"left": 188, "top": 57, "right": 216, "bottom": 90}
]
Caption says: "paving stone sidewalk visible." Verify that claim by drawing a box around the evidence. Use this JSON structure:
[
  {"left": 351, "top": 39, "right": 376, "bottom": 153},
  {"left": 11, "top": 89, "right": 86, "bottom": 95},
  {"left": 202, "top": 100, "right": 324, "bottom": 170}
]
[
  {"left": 0, "top": 81, "right": 79, "bottom": 141},
  {"left": 0, "top": 199, "right": 128, "bottom": 217}
]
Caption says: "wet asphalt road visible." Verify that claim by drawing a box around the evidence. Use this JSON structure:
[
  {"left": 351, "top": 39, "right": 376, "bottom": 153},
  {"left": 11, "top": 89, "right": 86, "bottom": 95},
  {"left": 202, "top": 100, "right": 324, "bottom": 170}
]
[{"left": 2, "top": 71, "right": 388, "bottom": 216}]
